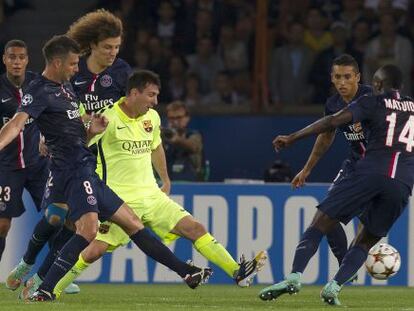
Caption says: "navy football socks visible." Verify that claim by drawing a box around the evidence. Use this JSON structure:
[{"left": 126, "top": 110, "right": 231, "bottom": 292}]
[
  {"left": 38, "top": 234, "right": 89, "bottom": 293},
  {"left": 292, "top": 226, "right": 324, "bottom": 273},
  {"left": 130, "top": 228, "right": 190, "bottom": 277},
  {"left": 38, "top": 226, "right": 75, "bottom": 279},
  {"left": 23, "top": 216, "right": 61, "bottom": 265},
  {"left": 334, "top": 245, "right": 367, "bottom": 285},
  {"left": 326, "top": 223, "right": 348, "bottom": 266}
]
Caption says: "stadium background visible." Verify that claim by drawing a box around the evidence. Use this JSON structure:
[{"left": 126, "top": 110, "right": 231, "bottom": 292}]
[{"left": 1, "top": 0, "right": 414, "bottom": 287}]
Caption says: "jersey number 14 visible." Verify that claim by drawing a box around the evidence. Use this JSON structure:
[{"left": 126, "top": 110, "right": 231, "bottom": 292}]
[{"left": 385, "top": 112, "right": 414, "bottom": 152}]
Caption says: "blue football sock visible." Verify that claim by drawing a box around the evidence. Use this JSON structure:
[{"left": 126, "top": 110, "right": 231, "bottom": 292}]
[
  {"left": 130, "top": 228, "right": 190, "bottom": 277},
  {"left": 23, "top": 216, "right": 61, "bottom": 265},
  {"left": 38, "top": 226, "right": 74, "bottom": 279},
  {"left": 292, "top": 226, "right": 324, "bottom": 273},
  {"left": 38, "top": 234, "right": 89, "bottom": 293},
  {"left": 334, "top": 245, "right": 367, "bottom": 285},
  {"left": 326, "top": 223, "right": 348, "bottom": 266}
]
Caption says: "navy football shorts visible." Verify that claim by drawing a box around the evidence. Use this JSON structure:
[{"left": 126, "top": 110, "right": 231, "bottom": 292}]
[
  {"left": 0, "top": 159, "right": 49, "bottom": 218},
  {"left": 42, "top": 164, "right": 123, "bottom": 222},
  {"left": 318, "top": 173, "right": 410, "bottom": 237}
]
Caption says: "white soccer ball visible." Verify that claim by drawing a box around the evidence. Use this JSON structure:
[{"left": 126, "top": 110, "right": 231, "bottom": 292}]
[{"left": 365, "top": 243, "right": 401, "bottom": 280}]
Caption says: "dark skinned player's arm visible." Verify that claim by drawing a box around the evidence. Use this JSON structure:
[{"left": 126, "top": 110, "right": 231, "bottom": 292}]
[
  {"left": 302, "top": 130, "right": 336, "bottom": 173},
  {"left": 290, "top": 109, "right": 353, "bottom": 143}
]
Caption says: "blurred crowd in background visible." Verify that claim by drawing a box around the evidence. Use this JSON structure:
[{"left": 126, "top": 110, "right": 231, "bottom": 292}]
[
  {"left": 97, "top": 0, "right": 414, "bottom": 110},
  {"left": 1, "top": 0, "right": 414, "bottom": 111}
]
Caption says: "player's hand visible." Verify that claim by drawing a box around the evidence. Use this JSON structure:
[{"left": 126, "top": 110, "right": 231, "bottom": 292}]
[
  {"left": 272, "top": 135, "right": 293, "bottom": 151},
  {"left": 39, "top": 135, "right": 49, "bottom": 157},
  {"left": 160, "top": 180, "right": 171, "bottom": 195},
  {"left": 291, "top": 168, "right": 310, "bottom": 189},
  {"left": 89, "top": 113, "right": 109, "bottom": 135}
]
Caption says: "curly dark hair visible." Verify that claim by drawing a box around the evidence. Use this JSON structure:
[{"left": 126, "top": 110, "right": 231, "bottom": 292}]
[{"left": 66, "top": 9, "right": 123, "bottom": 54}]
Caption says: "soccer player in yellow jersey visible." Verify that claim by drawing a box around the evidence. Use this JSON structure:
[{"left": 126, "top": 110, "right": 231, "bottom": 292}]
[{"left": 53, "top": 70, "right": 267, "bottom": 297}]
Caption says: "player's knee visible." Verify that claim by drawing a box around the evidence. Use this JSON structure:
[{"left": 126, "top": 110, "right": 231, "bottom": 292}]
[
  {"left": 45, "top": 204, "right": 68, "bottom": 226},
  {"left": 124, "top": 212, "right": 144, "bottom": 235},
  {"left": 76, "top": 222, "right": 98, "bottom": 242},
  {"left": 184, "top": 220, "right": 207, "bottom": 240},
  {"left": 82, "top": 246, "right": 106, "bottom": 263},
  {"left": 0, "top": 220, "right": 11, "bottom": 237}
]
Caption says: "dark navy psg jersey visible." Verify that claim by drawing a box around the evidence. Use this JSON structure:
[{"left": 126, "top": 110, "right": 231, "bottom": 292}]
[
  {"left": 72, "top": 57, "right": 131, "bottom": 113},
  {"left": 0, "top": 71, "right": 43, "bottom": 170},
  {"left": 325, "top": 84, "right": 373, "bottom": 162},
  {"left": 18, "top": 75, "right": 95, "bottom": 169},
  {"left": 348, "top": 90, "right": 414, "bottom": 188}
]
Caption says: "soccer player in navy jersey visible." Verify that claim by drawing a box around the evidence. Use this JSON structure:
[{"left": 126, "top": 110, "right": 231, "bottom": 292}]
[
  {"left": 0, "top": 40, "right": 51, "bottom": 265},
  {"left": 259, "top": 64, "right": 414, "bottom": 305},
  {"left": 291, "top": 54, "right": 372, "bottom": 269},
  {"left": 68, "top": 9, "right": 131, "bottom": 114},
  {"left": 8, "top": 10, "right": 131, "bottom": 295},
  {"left": 0, "top": 35, "right": 212, "bottom": 302}
]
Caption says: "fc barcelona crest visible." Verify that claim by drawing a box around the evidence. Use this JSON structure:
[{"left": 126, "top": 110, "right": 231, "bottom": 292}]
[{"left": 143, "top": 120, "right": 153, "bottom": 132}]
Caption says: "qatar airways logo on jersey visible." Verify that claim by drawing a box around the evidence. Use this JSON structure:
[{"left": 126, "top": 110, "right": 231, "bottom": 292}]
[
  {"left": 83, "top": 94, "right": 114, "bottom": 112},
  {"left": 121, "top": 140, "right": 152, "bottom": 155}
]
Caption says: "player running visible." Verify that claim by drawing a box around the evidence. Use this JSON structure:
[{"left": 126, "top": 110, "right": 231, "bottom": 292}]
[
  {"left": 0, "top": 40, "right": 49, "bottom": 264},
  {"left": 48, "top": 70, "right": 266, "bottom": 298},
  {"left": 259, "top": 64, "right": 414, "bottom": 306},
  {"left": 0, "top": 35, "right": 212, "bottom": 302},
  {"left": 291, "top": 54, "right": 372, "bottom": 268}
]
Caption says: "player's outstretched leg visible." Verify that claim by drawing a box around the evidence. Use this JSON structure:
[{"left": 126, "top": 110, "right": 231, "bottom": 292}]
[
  {"left": 259, "top": 272, "right": 302, "bottom": 301},
  {"left": 174, "top": 215, "right": 267, "bottom": 287},
  {"left": 320, "top": 280, "right": 342, "bottom": 306}
]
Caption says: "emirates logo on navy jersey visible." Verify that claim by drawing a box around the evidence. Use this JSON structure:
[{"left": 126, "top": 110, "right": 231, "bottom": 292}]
[
  {"left": 100, "top": 74, "right": 112, "bottom": 88},
  {"left": 21, "top": 94, "right": 33, "bottom": 106},
  {"left": 143, "top": 120, "right": 153, "bottom": 133}
]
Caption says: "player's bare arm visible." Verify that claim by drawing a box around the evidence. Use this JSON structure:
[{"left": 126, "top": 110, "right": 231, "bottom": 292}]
[
  {"left": 151, "top": 144, "right": 171, "bottom": 195},
  {"left": 273, "top": 109, "right": 353, "bottom": 152},
  {"left": 291, "top": 130, "right": 336, "bottom": 188},
  {"left": 0, "top": 112, "right": 30, "bottom": 151}
]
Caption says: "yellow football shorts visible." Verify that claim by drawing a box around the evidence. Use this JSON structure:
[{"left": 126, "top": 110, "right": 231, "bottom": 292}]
[{"left": 96, "top": 191, "right": 190, "bottom": 251}]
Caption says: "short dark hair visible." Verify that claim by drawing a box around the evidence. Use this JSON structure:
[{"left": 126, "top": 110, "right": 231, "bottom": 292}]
[
  {"left": 166, "top": 100, "right": 189, "bottom": 115},
  {"left": 332, "top": 54, "right": 359, "bottom": 73},
  {"left": 42, "top": 35, "right": 80, "bottom": 64},
  {"left": 4, "top": 39, "right": 27, "bottom": 54},
  {"left": 127, "top": 70, "right": 161, "bottom": 93},
  {"left": 380, "top": 64, "right": 403, "bottom": 89}
]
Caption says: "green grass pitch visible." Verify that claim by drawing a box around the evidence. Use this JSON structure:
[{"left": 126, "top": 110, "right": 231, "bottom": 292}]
[{"left": 0, "top": 284, "right": 413, "bottom": 311}]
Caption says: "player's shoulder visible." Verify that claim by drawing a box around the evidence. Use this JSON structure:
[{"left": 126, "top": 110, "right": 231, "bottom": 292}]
[
  {"left": 146, "top": 108, "right": 161, "bottom": 122},
  {"left": 25, "top": 75, "right": 51, "bottom": 94},
  {"left": 110, "top": 58, "right": 132, "bottom": 73},
  {"left": 357, "top": 84, "right": 373, "bottom": 97},
  {"left": 325, "top": 93, "right": 342, "bottom": 112},
  {"left": 95, "top": 100, "right": 117, "bottom": 116},
  {"left": 0, "top": 73, "right": 8, "bottom": 91},
  {"left": 25, "top": 71, "right": 39, "bottom": 82}
]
